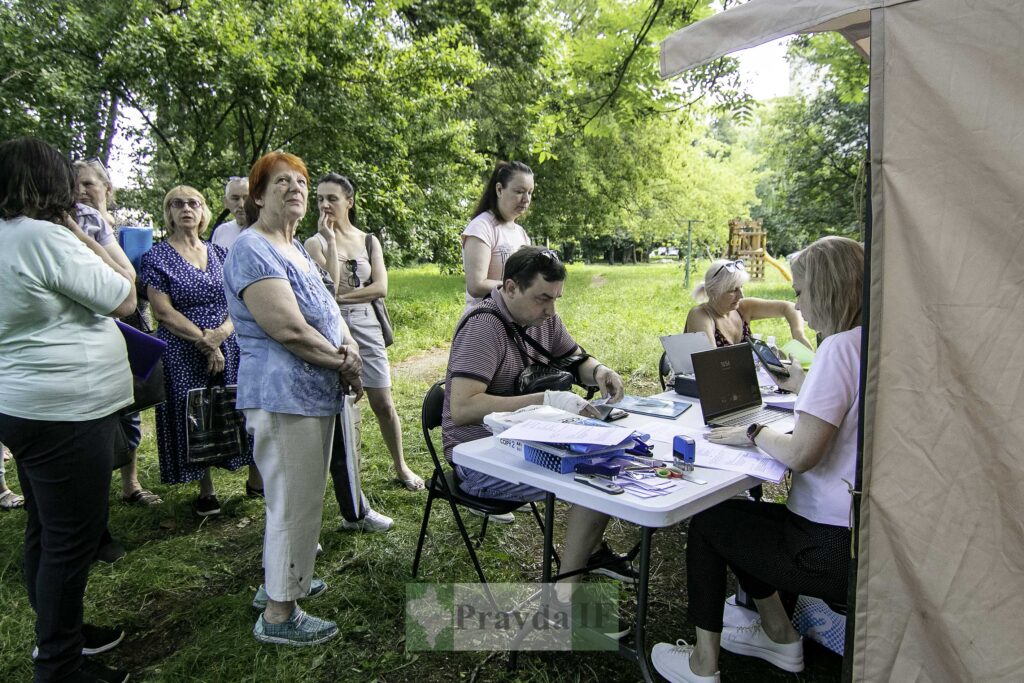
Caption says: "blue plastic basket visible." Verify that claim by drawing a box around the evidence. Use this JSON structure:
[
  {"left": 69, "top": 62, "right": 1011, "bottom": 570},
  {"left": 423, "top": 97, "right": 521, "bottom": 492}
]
[{"left": 523, "top": 444, "right": 624, "bottom": 474}]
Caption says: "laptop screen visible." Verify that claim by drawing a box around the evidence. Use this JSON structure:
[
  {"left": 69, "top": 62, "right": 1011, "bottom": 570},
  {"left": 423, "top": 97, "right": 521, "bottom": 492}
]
[{"left": 691, "top": 343, "right": 763, "bottom": 423}]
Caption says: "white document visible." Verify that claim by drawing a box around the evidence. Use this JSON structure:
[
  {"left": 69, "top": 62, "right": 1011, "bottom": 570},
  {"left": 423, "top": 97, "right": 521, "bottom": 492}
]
[
  {"left": 660, "top": 332, "right": 713, "bottom": 375},
  {"left": 639, "top": 423, "right": 789, "bottom": 483},
  {"left": 497, "top": 419, "right": 634, "bottom": 446},
  {"left": 761, "top": 391, "right": 797, "bottom": 411}
]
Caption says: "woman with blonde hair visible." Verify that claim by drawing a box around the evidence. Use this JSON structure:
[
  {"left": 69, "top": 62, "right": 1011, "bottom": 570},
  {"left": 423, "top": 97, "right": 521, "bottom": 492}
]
[
  {"left": 140, "top": 186, "right": 260, "bottom": 515},
  {"left": 653, "top": 236, "right": 864, "bottom": 682},
  {"left": 684, "top": 258, "right": 813, "bottom": 350}
]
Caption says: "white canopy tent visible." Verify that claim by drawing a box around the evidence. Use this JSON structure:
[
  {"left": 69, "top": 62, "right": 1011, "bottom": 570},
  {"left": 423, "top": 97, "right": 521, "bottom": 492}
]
[{"left": 661, "top": 1, "right": 1024, "bottom": 681}]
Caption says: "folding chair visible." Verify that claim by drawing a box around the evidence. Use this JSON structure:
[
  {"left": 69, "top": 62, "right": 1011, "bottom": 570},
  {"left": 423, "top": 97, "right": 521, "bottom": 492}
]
[
  {"left": 658, "top": 351, "right": 672, "bottom": 390},
  {"left": 411, "top": 381, "right": 557, "bottom": 586}
]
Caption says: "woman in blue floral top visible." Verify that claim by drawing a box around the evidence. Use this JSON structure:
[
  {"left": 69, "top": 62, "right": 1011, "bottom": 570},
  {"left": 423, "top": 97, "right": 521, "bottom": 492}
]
[{"left": 223, "top": 152, "right": 363, "bottom": 647}]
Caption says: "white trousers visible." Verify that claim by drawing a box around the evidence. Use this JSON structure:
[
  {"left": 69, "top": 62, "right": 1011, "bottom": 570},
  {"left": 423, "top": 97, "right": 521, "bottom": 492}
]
[{"left": 245, "top": 409, "right": 334, "bottom": 602}]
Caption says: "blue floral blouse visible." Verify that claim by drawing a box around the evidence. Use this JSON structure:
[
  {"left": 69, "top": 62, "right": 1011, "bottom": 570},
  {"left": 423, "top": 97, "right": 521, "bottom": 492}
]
[{"left": 223, "top": 229, "right": 345, "bottom": 416}]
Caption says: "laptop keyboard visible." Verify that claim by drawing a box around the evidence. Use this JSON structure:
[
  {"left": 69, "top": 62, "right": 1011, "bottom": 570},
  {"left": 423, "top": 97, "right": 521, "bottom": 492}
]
[{"left": 713, "top": 406, "right": 792, "bottom": 427}]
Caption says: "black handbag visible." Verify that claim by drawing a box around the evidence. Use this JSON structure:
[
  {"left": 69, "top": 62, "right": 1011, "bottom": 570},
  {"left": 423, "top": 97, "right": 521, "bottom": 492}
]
[
  {"left": 363, "top": 234, "right": 395, "bottom": 347},
  {"left": 120, "top": 358, "right": 167, "bottom": 415},
  {"left": 453, "top": 305, "right": 591, "bottom": 396},
  {"left": 185, "top": 379, "right": 247, "bottom": 466}
]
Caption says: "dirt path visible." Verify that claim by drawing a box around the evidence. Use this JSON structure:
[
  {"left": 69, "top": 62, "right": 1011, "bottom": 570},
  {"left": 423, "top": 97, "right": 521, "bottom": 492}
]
[{"left": 392, "top": 346, "right": 449, "bottom": 382}]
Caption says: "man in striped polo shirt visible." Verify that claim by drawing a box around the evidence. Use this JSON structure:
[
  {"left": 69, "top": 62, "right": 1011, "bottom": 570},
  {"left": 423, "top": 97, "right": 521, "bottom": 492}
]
[{"left": 442, "top": 245, "right": 637, "bottom": 584}]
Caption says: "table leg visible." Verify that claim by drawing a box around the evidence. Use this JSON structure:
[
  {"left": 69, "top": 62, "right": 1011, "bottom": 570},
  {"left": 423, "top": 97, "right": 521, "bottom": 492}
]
[
  {"left": 541, "top": 492, "right": 556, "bottom": 583},
  {"left": 510, "top": 492, "right": 558, "bottom": 672},
  {"left": 635, "top": 526, "right": 655, "bottom": 683}
]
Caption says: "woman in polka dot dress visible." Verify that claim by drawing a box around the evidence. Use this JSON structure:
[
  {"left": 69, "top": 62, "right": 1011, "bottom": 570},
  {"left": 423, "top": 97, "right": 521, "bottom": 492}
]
[{"left": 141, "top": 186, "right": 261, "bottom": 515}]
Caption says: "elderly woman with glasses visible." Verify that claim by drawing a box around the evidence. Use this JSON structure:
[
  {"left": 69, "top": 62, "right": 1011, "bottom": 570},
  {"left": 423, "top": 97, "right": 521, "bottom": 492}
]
[
  {"left": 140, "top": 186, "right": 260, "bottom": 516},
  {"left": 305, "top": 173, "right": 423, "bottom": 498},
  {"left": 685, "top": 258, "right": 813, "bottom": 350}
]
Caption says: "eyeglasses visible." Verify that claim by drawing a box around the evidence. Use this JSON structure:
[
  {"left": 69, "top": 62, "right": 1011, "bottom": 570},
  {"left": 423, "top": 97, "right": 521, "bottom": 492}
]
[
  {"left": 227, "top": 176, "right": 245, "bottom": 181},
  {"left": 711, "top": 259, "right": 745, "bottom": 280},
  {"left": 346, "top": 259, "right": 361, "bottom": 288},
  {"left": 537, "top": 249, "right": 561, "bottom": 263},
  {"left": 169, "top": 198, "right": 202, "bottom": 210}
]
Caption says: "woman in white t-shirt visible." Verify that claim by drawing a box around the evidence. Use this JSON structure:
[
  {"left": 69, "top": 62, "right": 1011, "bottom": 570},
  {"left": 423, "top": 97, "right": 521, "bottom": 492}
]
[
  {"left": 652, "top": 236, "right": 864, "bottom": 683},
  {"left": 0, "top": 138, "right": 137, "bottom": 683},
  {"left": 461, "top": 161, "right": 533, "bottom": 307}
]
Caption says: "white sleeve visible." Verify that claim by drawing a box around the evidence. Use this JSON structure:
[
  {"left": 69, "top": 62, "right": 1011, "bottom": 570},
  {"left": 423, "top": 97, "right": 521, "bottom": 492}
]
[
  {"left": 46, "top": 231, "right": 131, "bottom": 315},
  {"left": 793, "top": 332, "right": 859, "bottom": 428}
]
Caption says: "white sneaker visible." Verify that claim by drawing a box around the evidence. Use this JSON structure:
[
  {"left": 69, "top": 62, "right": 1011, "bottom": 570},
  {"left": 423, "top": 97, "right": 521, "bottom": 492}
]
[
  {"left": 340, "top": 508, "right": 394, "bottom": 533},
  {"left": 721, "top": 622, "right": 804, "bottom": 672},
  {"left": 467, "top": 507, "right": 514, "bottom": 524},
  {"left": 651, "top": 640, "right": 720, "bottom": 683}
]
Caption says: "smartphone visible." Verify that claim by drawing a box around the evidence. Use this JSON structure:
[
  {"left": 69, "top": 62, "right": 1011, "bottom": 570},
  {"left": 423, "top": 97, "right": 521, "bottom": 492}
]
[
  {"left": 593, "top": 403, "right": 629, "bottom": 421},
  {"left": 749, "top": 339, "right": 790, "bottom": 377}
]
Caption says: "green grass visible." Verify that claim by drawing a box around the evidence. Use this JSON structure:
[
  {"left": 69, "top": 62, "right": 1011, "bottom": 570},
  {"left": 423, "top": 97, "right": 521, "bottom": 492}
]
[{"left": 0, "top": 262, "right": 840, "bottom": 682}]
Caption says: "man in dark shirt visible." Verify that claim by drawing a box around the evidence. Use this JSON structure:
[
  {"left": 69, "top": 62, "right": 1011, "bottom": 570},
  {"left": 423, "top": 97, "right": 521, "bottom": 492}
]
[{"left": 443, "top": 246, "right": 635, "bottom": 583}]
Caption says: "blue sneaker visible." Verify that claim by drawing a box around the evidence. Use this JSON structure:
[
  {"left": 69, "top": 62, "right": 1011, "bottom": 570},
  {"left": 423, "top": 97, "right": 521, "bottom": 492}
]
[
  {"left": 253, "top": 606, "right": 338, "bottom": 646},
  {"left": 252, "top": 578, "right": 328, "bottom": 610}
]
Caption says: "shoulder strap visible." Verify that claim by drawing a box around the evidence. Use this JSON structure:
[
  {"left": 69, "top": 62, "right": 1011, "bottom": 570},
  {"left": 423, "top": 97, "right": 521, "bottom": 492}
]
[
  {"left": 452, "top": 306, "right": 530, "bottom": 368},
  {"left": 363, "top": 233, "right": 374, "bottom": 287}
]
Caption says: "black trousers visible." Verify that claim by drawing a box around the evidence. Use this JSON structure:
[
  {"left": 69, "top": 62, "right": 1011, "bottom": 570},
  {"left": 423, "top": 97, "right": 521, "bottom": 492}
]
[
  {"left": 686, "top": 499, "right": 850, "bottom": 633},
  {"left": 0, "top": 412, "right": 116, "bottom": 682},
  {"left": 328, "top": 413, "right": 368, "bottom": 523}
]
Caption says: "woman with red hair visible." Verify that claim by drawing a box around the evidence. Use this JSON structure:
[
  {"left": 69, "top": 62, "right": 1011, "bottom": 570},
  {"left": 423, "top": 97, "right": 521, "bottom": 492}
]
[{"left": 224, "top": 152, "right": 363, "bottom": 646}]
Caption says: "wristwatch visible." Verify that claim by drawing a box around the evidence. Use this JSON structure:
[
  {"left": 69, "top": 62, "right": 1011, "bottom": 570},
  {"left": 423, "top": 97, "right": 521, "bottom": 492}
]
[{"left": 747, "top": 422, "right": 767, "bottom": 445}]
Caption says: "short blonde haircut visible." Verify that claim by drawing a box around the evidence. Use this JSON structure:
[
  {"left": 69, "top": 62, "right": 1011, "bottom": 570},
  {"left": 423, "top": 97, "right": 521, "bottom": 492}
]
[
  {"left": 162, "top": 186, "right": 212, "bottom": 235},
  {"left": 692, "top": 259, "right": 751, "bottom": 303},
  {"left": 790, "top": 236, "right": 864, "bottom": 337}
]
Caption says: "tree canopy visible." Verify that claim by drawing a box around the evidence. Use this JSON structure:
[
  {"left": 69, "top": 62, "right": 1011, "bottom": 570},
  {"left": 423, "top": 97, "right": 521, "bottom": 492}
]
[
  {"left": 1, "top": 1, "right": 866, "bottom": 264},
  {"left": 0, "top": 0, "right": 750, "bottom": 262}
]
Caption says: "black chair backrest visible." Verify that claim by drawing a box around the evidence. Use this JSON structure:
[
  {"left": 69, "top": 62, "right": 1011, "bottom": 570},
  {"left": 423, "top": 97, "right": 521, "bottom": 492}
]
[
  {"left": 421, "top": 380, "right": 447, "bottom": 469},
  {"left": 659, "top": 351, "right": 672, "bottom": 390}
]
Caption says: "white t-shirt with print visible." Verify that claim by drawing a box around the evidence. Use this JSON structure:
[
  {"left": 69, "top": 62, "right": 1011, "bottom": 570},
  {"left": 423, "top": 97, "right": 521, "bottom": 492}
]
[
  {"left": 461, "top": 211, "right": 530, "bottom": 307},
  {"left": 788, "top": 326, "right": 861, "bottom": 527}
]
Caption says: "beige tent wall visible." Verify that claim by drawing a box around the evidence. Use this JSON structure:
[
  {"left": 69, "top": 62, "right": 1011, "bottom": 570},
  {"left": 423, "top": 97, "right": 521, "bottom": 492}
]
[{"left": 858, "top": 1, "right": 1024, "bottom": 680}]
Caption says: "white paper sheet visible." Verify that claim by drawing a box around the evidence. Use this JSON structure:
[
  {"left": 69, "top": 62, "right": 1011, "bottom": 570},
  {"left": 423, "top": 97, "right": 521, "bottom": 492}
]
[{"left": 497, "top": 419, "right": 634, "bottom": 446}]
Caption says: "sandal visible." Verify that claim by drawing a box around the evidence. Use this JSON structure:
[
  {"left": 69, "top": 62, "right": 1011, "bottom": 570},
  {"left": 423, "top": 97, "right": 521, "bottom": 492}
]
[
  {"left": 122, "top": 489, "right": 163, "bottom": 506},
  {"left": 395, "top": 476, "right": 425, "bottom": 492},
  {"left": 0, "top": 489, "right": 25, "bottom": 510}
]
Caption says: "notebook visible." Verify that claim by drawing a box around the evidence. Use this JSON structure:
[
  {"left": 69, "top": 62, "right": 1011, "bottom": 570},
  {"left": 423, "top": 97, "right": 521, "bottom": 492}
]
[{"left": 691, "top": 343, "right": 795, "bottom": 432}]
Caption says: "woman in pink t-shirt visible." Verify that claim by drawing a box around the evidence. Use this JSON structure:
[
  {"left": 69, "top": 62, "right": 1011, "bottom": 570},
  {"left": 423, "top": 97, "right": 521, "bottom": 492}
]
[
  {"left": 461, "top": 161, "right": 533, "bottom": 307},
  {"left": 652, "top": 236, "right": 864, "bottom": 683}
]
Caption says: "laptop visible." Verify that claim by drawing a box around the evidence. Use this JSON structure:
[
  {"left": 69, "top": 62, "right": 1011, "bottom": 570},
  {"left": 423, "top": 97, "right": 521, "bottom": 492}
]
[{"left": 691, "top": 343, "right": 796, "bottom": 432}]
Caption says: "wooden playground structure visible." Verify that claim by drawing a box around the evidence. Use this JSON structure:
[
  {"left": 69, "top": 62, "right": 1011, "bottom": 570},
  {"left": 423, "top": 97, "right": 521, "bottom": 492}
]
[{"left": 727, "top": 218, "right": 791, "bottom": 282}]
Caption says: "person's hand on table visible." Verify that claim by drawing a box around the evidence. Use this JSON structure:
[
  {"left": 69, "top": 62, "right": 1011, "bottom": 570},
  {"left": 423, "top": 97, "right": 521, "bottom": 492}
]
[
  {"left": 775, "top": 354, "right": 806, "bottom": 394},
  {"left": 544, "top": 390, "right": 600, "bottom": 418},
  {"left": 705, "top": 426, "right": 754, "bottom": 447},
  {"left": 595, "top": 364, "right": 625, "bottom": 403}
]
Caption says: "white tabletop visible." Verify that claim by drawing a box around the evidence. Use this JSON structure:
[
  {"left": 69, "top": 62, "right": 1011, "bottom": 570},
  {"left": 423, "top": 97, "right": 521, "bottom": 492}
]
[{"left": 452, "top": 392, "right": 760, "bottom": 528}]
